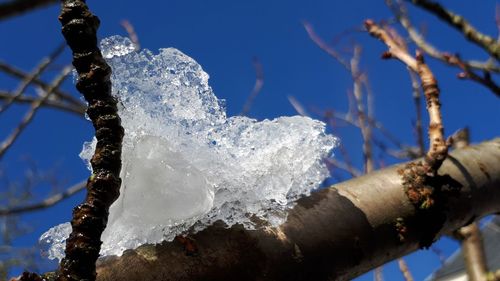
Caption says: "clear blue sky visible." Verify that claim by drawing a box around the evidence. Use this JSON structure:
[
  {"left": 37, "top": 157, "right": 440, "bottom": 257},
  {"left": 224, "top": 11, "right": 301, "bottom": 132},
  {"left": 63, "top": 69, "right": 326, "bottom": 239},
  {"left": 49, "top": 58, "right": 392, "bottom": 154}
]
[{"left": 1, "top": 0, "right": 499, "bottom": 280}]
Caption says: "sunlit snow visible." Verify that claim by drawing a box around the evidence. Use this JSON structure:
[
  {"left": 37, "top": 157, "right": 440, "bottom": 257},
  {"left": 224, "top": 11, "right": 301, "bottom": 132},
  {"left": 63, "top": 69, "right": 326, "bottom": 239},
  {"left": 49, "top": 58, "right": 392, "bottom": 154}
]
[{"left": 40, "top": 36, "right": 338, "bottom": 261}]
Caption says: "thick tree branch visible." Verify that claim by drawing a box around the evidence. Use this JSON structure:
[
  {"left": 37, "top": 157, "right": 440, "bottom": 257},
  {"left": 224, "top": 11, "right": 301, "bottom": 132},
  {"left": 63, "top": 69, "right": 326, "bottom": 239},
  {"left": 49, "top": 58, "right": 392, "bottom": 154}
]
[{"left": 94, "top": 138, "right": 500, "bottom": 281}]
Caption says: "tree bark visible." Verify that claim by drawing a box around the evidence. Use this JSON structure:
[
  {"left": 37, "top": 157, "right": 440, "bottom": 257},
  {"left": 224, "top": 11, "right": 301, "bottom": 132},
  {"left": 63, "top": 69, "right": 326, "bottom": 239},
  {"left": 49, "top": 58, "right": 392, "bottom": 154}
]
[{"left": 95, "top": 138, "right": 500, "bottom": 281}]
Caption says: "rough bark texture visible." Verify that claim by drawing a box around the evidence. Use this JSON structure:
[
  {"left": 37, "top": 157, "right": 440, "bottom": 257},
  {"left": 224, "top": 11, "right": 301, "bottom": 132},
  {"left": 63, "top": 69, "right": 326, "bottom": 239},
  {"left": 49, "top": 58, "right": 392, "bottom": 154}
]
[
  {"left": 57, "top": 1, "right": 124, "bottom": 280},
  {"left": 95, "top": 138, "right": 500, "bottom": 281}
]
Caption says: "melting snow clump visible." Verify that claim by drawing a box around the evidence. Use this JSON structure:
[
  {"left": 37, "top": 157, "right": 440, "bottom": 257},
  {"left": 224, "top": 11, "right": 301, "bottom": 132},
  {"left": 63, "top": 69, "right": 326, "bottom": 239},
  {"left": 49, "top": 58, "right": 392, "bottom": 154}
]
[{"left": 40, "top": 35, "right": 339, "bottom": 261}]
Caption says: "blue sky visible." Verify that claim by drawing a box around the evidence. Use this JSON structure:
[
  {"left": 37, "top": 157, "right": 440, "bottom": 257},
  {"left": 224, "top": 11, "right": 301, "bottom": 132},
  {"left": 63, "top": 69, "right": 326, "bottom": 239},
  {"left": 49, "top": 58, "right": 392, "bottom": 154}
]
[{"left": 1, "top": 0, "right": 499, "bottom": 280}]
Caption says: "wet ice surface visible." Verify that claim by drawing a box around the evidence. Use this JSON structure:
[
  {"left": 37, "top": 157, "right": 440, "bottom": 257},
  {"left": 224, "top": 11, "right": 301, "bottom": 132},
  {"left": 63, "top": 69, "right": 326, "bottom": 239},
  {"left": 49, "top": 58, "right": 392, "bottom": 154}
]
[{"left": 40, "top": 36, "right": 338, "bottom": 261}]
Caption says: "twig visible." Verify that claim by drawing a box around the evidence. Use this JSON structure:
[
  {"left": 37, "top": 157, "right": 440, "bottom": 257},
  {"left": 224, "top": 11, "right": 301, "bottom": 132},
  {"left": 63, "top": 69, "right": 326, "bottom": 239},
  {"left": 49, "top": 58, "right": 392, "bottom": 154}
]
[
  {"left": 240, "top": 57, "right": 264, "bottom": 116},
  {"left": 397, "top": 258, "right": 414, "bottom": 281},
  {"left": 0, "top": 180, "right": 86, "bottom": 216},
  {"left": 302, "top": 21, "right": 350, "bottom": 69},
  {"left": 0, "top": 0, "right": 58, "bottom": 21},
  {"left": 325, "top": 158, "right": 362, "bottom": 178},
  {"left": 387, "top": 0, "right": 500, "bottom": 73},
  {"left": 374, "top": 266, "right": 384, "bottom": 281},
  {"left": 363, "top": 77, "right": 375, "bottom": 127},
  {"left": 408, "top": 0, "right": 500, "bottom": 62},
  {"left": 56, "top": 0, "right": 125, "bottom": 280},
  {"left": 0, "top": 66, "right": 72, "bottom": 159},
  {"left": 365, "top": 20, "right": 448, "bottom": 172},
  {"left": 0, "top": 62, "right": 82, "bottom": 106},
  {"left": 351, "top": 46, "right": 374, "bottom": 173},
  {"left": 324, "top": 104, "right": 407, "bottom": 157},
  {"left": 450, "top": 56, "right": 500, "bottom": 98},
  {"left": 120, "top": 19, "right": 140, "bottom": 50},
  {"left": 0, "top": 43, "right": 65, "bottom": 115},
  {"left": 408, "top": 67, "right": 425, "bottom": 157},
  {"left": 455, "top": 223, "right": 489, "bottom": 281},
  {"left": 290, "top": 97, "right": 362, "bottom": 179},
  {"left": 0, "top": 90, "right": 85, "bottom": 115},
  {"left": 450, "top": 127, "right": 469, "bottom": 149},
  {"left": 430, "top": 246, "right": 446, "bottom": 265},
  {"left": 288, "top": 95, "right": 309, "bottom": 116}
]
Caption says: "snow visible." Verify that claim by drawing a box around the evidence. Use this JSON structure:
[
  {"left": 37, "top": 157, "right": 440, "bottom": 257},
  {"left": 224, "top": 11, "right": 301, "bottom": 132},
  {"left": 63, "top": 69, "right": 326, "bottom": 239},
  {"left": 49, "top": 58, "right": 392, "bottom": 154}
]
[{"left": 39, "top": 36, "right": 339, "bottom": 261}]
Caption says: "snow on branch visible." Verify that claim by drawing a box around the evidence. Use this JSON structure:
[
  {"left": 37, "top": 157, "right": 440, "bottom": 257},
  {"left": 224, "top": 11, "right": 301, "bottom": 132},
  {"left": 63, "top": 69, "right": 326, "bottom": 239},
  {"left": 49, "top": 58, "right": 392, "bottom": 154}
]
[{"left": 41, "top": 36, "right": 339, "bottom": 260}]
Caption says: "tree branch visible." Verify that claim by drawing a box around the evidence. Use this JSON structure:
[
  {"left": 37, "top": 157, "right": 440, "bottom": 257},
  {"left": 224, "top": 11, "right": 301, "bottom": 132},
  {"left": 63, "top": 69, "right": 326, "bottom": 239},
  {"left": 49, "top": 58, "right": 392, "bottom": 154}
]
[
  {"left": 94, "top": 138, "right": 500, "bottom": 281},
  {"left": 387, "top": 0, "right": 500, "bottom": 73},
  {"left": 0, "top": 180, "right": 86, "bottom": 216},
  {"left": 365, "top": 20, "right": 448, "bottom": 172},
  {"left": 240, "top": 57, "right": 264, "bottom": 116},
  {"left": 54, "top": 0, "right": 125, "bottom": 280},
  {"left": 450, "top": 128, "right": 490, "bottom": 281},
  {"left": 456, "top": 222, "right": 489, "bottom": 281},
  {"left": 351, "top": 46, "right": 374, "bottom": 173},
  {"left": 0, "top": 62, "right": 82, "bottom": 107},
  {"left": 0, "top": 90, "right": 85, "bottom": 116},
  {"left": 408, "top": 0, "right": 500, "bottom": 62},
  {"left": 0, "top": 0, "right": 58, "bottom": 21},
  {"left": 0, "top": 66, "right": 72, "bottom": 159},
  {"left": 398, "top": 258, "right": 414, "bottom": 281},
  {"left": 0, "top": 43, "right": 65, "bottom": 115}
]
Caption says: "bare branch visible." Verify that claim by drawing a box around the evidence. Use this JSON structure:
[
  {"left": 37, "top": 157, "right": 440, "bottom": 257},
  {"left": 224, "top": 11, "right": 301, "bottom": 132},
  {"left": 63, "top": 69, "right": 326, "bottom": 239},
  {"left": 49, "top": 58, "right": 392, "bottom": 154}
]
[
  {"left": 287, "top": 95, "right": 309, "bottom": 116},
  {"left": 450, "top": 56, "right": 500, "bottom": 98},
  {"left": 0, "top": 180, "right": 86, "bottom": 216},
  {"left": 55, "top": 0, "right": 125, "bottom": 280},
  {"left": 387, "top": 0, "right": 500, "bottom": 73},
  {"left": 240, "top": 57, "right": 264, "bottom": 116},
  {"left": 374, "top": 267, "right": 384, "bottom": 281},
  {"left": 120, "top": 20, "right": 140, "bottom": 51},
  {"left": 302, "top": 21, "right": 350, "bottom": 69},
  {"left": 365, "top": 20, "right": 448, "bottom": 171},
  {"left": 0, "top": 43, "right": 65, "bottom": 115},
  {"left": 430, "top": 246, "right": 446, "bottom": 265},
  {"left": 351, "top": 46, "right": 374, "bottom": 173},
  {"left": 0, "top": 62, "right": 82, "bottom": 106},
  {"left": 455, "top": 222, "right": 489, "bottom": 281},
  {"left": 398, "top": 258, "right": 414, "bottom": 281},
  {"left": 408, "top": 0, "right": 500, "bottom": 62},
  {"left": 0, "top": 90, "right": 85, "bottom": 116},
  {"left": 0, "top": 0, "right": 57, "bottom": 21},
  {"left": 325, "top": 158, "right": 362, "bottom": 178},
  {"left": 407, "top": 68, "right": 425, "bottom": 156},
  {"left": 0, "top": 66, "right": 72, "bottom": 159}
]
